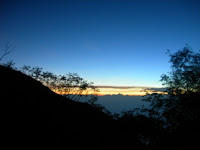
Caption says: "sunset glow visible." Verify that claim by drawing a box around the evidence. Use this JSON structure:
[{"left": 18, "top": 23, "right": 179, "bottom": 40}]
[
  {"left": 52, "top": 86, "right": 166, "bottom": 96},
  {"left": 98, "top": 87, "right": 146, "bottom": 96},
  {"left": 97, "top": 86, "right": 167, "bottom": 96}
]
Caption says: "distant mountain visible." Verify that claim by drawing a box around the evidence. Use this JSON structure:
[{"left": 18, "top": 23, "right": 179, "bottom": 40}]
[{"left": 0, "top": 65, "right": 147, "bottom": 149}]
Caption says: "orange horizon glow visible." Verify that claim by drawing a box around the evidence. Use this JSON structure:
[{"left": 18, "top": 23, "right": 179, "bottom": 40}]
[
  {"left": 52, "top": 87, "right": 166, "bottom": 96},
  {"left": 97, "top": 87, "right": 146, "bottom": 96}
]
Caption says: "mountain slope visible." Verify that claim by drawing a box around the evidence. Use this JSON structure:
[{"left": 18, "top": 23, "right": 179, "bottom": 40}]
[
  {"left": 0, "top": 65, "right": 114, "bottom": 148},
  {"left": 1, "top": 65, "right": 148, "bottom": 149}
]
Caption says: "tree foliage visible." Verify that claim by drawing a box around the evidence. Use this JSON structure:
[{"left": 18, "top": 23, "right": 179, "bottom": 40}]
[
  {"left": 142, "top": 46, "right": 200, "bottom": 128},
  {"left": 118, "top": 46, "right": 200, "bottom": 149},
  {"left": 162, "top": 46, "right": 200, "bottom": 93},
  {"left": 20, "top": 65, "right": 99, "bottom": 104}
]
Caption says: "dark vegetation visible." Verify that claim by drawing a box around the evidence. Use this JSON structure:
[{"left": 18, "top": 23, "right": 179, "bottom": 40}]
[
  {"left": 0, "top": 65, "right": 145, "bottom": 149},
  {"left": 1, "top": 45, "right": 200, "bottom": 149},
  {"left": 19, "top": 65, "right": 99, "bottom": 104}
]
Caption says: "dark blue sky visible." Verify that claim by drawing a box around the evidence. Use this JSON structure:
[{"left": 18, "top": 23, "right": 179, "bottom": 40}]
[{"left": 1, "top": 0, "right": 200, "bottom": 87}]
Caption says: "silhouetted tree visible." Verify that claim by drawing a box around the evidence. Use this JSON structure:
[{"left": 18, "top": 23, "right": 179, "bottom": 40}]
[
  {"left": 0, "top": 44, "right": 16, "bottom": 69},
  {"left": 120, "top": 46, "right": 200, "bottom": 149},
  {"left": 142, "top": 45, "right": 200, "bottom": 129},
  {"left": 20, "top": 66, "right": 99, "bottom": 104},
  {"left": 1, "top": 60, "right": 15, "bottom": 69},
  {"left": 0, "top": 44, "right": 11, "bottom": 62},
  {"left": 52, "top": 73, "right": 99, "bottom": 104}
]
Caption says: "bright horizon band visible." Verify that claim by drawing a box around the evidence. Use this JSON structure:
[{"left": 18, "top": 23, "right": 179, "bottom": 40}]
[{"left": 53, "top": 86, "right": 166, "bottom": 96}]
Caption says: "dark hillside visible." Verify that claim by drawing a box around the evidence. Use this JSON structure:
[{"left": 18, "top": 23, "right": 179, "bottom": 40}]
[
  {"left": 0, "top": 65, "right": 112, "bottom": 148},
  {"left": 1, "top": 65, "right": 148, "bottom": 149}
]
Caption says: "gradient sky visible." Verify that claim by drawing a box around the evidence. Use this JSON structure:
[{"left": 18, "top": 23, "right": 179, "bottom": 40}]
[{"left": 1, "top": 0, "right": 200, "bottom": 87}]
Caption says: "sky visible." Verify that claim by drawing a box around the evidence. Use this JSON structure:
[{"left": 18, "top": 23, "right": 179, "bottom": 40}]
[{"left": 0, "top": 0, "right": 200, "bottom": 88}]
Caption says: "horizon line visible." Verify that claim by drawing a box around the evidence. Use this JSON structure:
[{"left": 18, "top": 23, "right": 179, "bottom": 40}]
[{"left": 94, "top": 85, "right": 165, "bottom": 89}]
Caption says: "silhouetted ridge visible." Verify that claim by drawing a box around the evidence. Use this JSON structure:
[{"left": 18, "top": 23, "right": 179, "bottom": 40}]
[
  {"left": 0, "top": 65, "right": 166, "bottom": 149},
  {"left": 1, "top": 65, "right": 114, "bottom": 148}
]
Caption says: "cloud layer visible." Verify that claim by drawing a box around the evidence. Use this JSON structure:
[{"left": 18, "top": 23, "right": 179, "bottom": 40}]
[{"left": 95, "top": 86, "right": 166, "bottom": 96}]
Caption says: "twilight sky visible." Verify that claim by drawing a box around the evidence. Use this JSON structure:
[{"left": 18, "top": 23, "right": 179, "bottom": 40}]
[{"left": 0, "top": 0, "right": 200, "bottom": 87}]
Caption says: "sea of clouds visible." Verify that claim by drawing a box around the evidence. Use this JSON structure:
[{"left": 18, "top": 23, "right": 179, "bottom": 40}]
[{"left": 97, "top": 95, "right": 150, "bottom": 114}]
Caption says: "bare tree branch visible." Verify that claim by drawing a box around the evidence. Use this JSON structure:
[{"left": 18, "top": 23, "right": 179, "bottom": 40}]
[{"left": 0, "top": 44, "right": 13, "bottom": 62}]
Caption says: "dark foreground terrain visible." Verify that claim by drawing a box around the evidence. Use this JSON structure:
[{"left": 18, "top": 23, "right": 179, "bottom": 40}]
[
  {"left": 1, "top": 65, "right": 200, "bottom": 149},
  {"left": 1, "top": 65, "right": 149, "bottom": 149}
]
